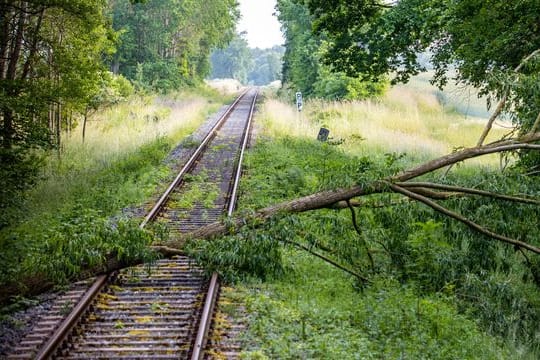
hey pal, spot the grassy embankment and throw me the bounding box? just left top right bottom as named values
left=0, top=87, right=233, bottom=303
left=215, top=85, right=539, bottom=358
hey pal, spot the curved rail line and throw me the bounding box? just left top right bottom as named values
left=8, top=88, right=258, bottom=360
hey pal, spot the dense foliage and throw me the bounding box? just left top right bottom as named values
left=210, top=34, right=284, bottom=85
left=0, top=0, right=117, bottom=220
left=306, top=0, right=540, bottom=167
left=188, top=132, right=540, bottom=355
left=109, top=0, right=239, bottom=91
left=0, top=0, right=239, bottom=224
left=276, top=0, right=387, bottom=100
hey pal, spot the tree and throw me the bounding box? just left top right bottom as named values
left=0, top=0, right=116, bottom=225
left=109, top=0, right=239, bottom=91
left=276, top=0, right=386, bottom=100
left=210, top=37, right=284, bottom=85
left=306, top=0, right=540, bottom=166
left=210, top=33, right=253, bottom=83
left=247, top=46, right=285, bottom=85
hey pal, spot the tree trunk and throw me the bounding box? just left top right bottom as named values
left=1, top=134, right=539, bottom=305
left=0, top=1, right=12, bottom=78
left=6, top=1, right=26, bottom=80
left=82, top=108, right=88, bottom=143
left=20, top=6, right=45, bottom=81
left=1, top=109, right=14, bottom=149
left=56, top=102, right=61, bottom=151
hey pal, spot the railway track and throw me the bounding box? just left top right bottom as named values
left=8, top=88, right=258, bottom=359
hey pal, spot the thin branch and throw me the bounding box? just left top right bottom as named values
left=529, top=111, right=540, bottom=135
left=347, top=200, right=374, bottom=270
left=397, top=134, right=540, bottom=182
left=518, top=247, right=540, bottom=286
left=477, top=48, right=540, bottom=146
left=397, top=182, right=540, bottom=205
left=329, top=198, right=408, bottom=209
left=387, top=183, right=540, bottom=255
left=405, top=187, right=460, bottom=200
left=280, top=238, right=370, bottom=282
left=476, top=92, right=509, bottom=147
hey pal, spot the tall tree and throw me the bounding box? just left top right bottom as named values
left=307, top=0, right=540, bottom=167
left=210, top=33, right=253, bottom=83
left=247, top=46, right=284, bottom=85
left=110, top=0, right=239, bottom=91
left=277, top=0, right=386, bottom=100
left=0, top=0, right=115, bottom=223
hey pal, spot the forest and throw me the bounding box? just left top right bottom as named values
left=1, top=0, right=540, bottom=357
left=210, top=34, right=284, bottom=85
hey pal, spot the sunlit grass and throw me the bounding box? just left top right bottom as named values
left=63, top=94, right=214, bottom=167
left=261, top=84, right=511, bottom=167
left=25, top=90, right=226, bottom=221
left=205, top=78, right=244, bottom=94
left=407, top=70, right=492, bottom=119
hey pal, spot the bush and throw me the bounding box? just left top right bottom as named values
left=312, top=69, right=388, bottom=100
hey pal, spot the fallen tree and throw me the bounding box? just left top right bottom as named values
left=157, top=132, right=540, bottom=252
left=1, top=131, right=539, bottom=305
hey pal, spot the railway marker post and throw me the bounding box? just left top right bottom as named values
left=296, top=91, right=303, bottom=112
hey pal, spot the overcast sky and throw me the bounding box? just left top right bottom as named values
left=237, top=0, right=284, bottom=49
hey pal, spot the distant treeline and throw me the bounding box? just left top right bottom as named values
left=210, top=35, right=284, bottom=86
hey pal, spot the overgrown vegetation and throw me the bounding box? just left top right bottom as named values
left=0, top=0, right=239, bottom=225
left=306, top=0, right=540, bottom=169
left=186, top=91, right=540, bottom=357
left=0, top=88, right=229, bottom=302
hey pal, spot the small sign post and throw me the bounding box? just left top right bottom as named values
left=295, top=91, right=303, bottom=112
left=317, top=127, right=329, bottom=142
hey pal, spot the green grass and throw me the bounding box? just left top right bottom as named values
left=240, top=252, right=513, bottom=359
left=215, top=87, right=539, bottom=358
left=259, top=84, right=510, bottom=166
left=0, top=86, right=232, bottom=297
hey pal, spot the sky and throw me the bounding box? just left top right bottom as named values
left=237, top=0, right=284, bottom=49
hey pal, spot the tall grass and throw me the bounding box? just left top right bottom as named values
left=0, top=88, right=231, bottom=291
left=29, top=92, right=224, bottom=218
left=262, top=85, right=510, bottom=166
left=407, top=71, right=492, bottom=119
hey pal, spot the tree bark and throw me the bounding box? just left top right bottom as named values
left=6, top=1, right=26, bottom=81
left=82, top=108, right=88, bottom=143
left=1, top=133, right=539, bottom=305
left=161, top=134, right=540, bottom=249
left=20, top=6, right=45, bottom=81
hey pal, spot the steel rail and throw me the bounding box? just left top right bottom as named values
left=34, top=274, right=109, bottom=360
left=191, top=89, right=258, bottom=360
left=31, top=90, right=250, bottom=360
left=140, top=88, right=249, bottom=228
left=227, top=89, right=258, bottom=216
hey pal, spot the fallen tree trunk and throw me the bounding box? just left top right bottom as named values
left=1, top=133, right=539, bottom=306
left=160, top=133, right=540, bottom=248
